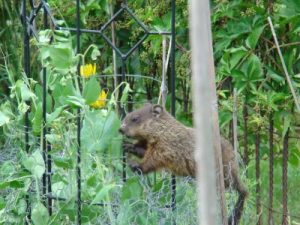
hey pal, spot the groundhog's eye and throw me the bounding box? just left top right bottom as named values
left=131, top=116, right=139, bottom=123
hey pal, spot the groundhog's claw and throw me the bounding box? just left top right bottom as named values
left=129, top=163, right=143, bottom=175
left=122, top=142, right=133, bottom=152
left=122, top=139, right=146, bottom=158
left=122, top=139, right=135, bottom=153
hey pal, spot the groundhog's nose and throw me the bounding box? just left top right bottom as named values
left=119, top=124, right=126, bottom=134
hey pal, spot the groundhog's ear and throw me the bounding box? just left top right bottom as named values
left=152, top=104, right=163, bottom=118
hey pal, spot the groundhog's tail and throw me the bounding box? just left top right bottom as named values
left=228, top=190, right=248, bottom=225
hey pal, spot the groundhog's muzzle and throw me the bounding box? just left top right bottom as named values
left=119, top=124, right=126, bottom=134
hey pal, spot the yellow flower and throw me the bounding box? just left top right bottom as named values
left=80, top=63, right=96, bottom=78
left=90, top=90, right=108, bottom=109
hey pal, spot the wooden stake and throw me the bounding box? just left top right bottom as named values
left=189, top=0, right=227, bottom=224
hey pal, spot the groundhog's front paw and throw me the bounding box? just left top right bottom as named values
left=129, top=162, right=143, bottom=175
left=122, top=140, right=134, bottom=153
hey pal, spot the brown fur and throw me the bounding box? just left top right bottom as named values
left=119, top=103, right=248, bottom=225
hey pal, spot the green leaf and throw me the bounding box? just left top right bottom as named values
left=266, top=66, right=285, bottom=84
left=32, top=202, right=49, bottom=225
left=53, top=156, right=73, bottom=169
left=32, top=102, right=43, bottom=135
left=219, top=110, right=233, bottom=129
left=52, top=182, right=66, bottom=196
left=246, top=26, right=265, bottom=49
left=107, top=136, right=122, bottom=158
left=81, top=110, right=120, bottom=152
left=0, top=111, right=10, bottom=126
left=0, top=179, right=25, bottom=190
left=246, top=54, right=263, bottom=79
left=153, top=178, right=171, bottom=205
left=65, top=95, right=85, bottom=108
left=289, top=151, right=299, bottom=167
left=53, top=79, right=76, bottom=107
left=227, top=47, right=248, bottom=70
left=47, top=106, right=65, bottom=125
left=91, top=47, right=101, bottom=60
left=49, top=45, right=73, bottom=69
left=15, top=79, right=36, bottom=102
left=121, top=177, right=142, bottom=202
left=282, top=115, right=291, bottom=138
left=120, top=83, right=133, bottom=104
left=0, top=197, right=5, bottom=210
left=22, top=150, right=45, bottom=179
left=278, top=0, right=300, bottom=18
left=90, top=183, right=115, bottom=205
left=34, top=84, right=52, bottom=112
left=81, top=205, right=98, bottom=223
left=83, top=76, right=101, bottom=104
left=86, top=174, right=97, bottom=187
left=45, top=134, right=60, bottom=144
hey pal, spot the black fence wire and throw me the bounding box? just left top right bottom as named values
left=20, top=0, right=176, bottom=224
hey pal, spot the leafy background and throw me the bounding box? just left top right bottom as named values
left=0, top=0, right=300, bottom=224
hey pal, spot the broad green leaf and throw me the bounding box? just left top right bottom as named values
left=246, top=54, right=263, bottom=79
left=152, top=12, right=171, bottom=31
left=53, top=79, right=76, bottom=107
left=15, top=80, right=36, bottom=102
left=86, top=174, right=97, bottom=187
left=81, top=110, right=120, bottom=152
left=91, top=47, right=101, bottom=60
left=34, top=84, right=53, bottom=113
left=107, top=136, right=122, bottom=158
left=214, top=37, right=232, bottom=56
left=53, top=29, right=70, bottom=40
left=278, top=0, right=300, bottom=18
left=22, top=150, right=45, bottom=179
left=246, top=26, right=265, bottom=49
left=0, top=161, right=15, bottom=176
left=0, top=178, right=26, bottom=190
left=81, top=206, right=98, bottom=223
left=266, top=66, right=285, bottom=84
left=45, top=134, right=61, bottom=144
left=38, top=30, right=52, bottom=44
left=10, top=180, right=25, bottom=189
left=66, top=95, right=85, bottom=108
left=47, top=106, right=65, bottom=125
left=120, top=83, right=133, bottom=104
left=90, top=183, right=115, bottom=205
left=152, top=178, right=171, bottom=205
left=227, top=47, right=248, bottom=69
left=32, top=202, right=49, bottom=225
left=52, top=181, right=66, bottom=196
left=18, top=102, right=30, bottom=114
left=32, top=102, right=43, bottom=135
left=98, top=111, right=121, bottom=150
left=17, top=199, right=27, bottom=215
left=53, top=156, right=73, bottom=169
left=0, top=111, right=10, bottom=126
left=219, top=110, right=233, bottom=129
left=289, top=151, right=299, bottom=167
left=49, top=45, right=73, bottom=69
left=83, top=76, right=101, bottom=104
left=0, top=197, right=5, bottom=210
left=121, top=177, right=142, bottom=202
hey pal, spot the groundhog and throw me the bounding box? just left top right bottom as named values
left=119, top=103, right=248, bottom=225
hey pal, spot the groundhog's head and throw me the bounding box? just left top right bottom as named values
left=119, top=103, right=165, bottom=139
